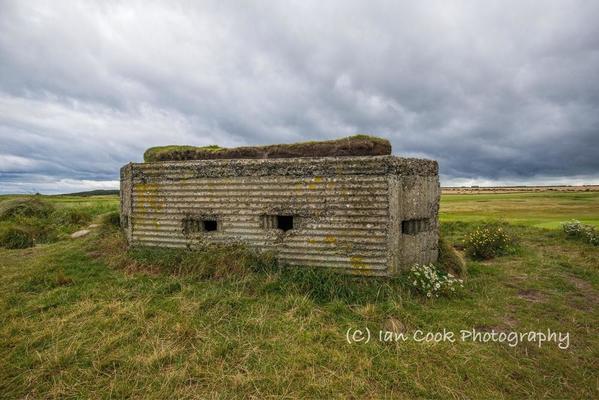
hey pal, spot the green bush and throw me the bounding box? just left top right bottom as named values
left=437, top=235, right=466, bottom=277
left=561, top=220, right=598, bottom=246
left=464, top=222, right=517, bottom=260
left=0, top=225, right=35, bottom=249
left=0, top=198, right=54, bottom=221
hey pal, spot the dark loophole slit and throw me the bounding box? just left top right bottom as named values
left=203, top=220, right=218, bottom=232
left=402, top=218, right=430, bottom=235
left=276, top=215, right=294, bottom=232
left=183, top=217, right=218, bottom=234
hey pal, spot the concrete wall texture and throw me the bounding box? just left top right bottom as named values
left=120, top=155, right=440, bottom=276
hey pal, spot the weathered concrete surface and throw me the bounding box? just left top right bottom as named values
left=143, top=135, right=391, bottom=162
left=120, top=155, right=439, bottom=276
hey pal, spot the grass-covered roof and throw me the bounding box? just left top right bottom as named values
left=143, top=135, right=391, bottom=162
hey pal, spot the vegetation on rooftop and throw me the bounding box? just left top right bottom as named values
left=143, top=135, right=391, bottom=162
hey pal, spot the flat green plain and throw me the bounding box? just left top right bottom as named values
left=441, top=191, right=599, bottom=228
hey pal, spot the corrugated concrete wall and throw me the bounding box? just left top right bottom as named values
left=120, top=156, right=439, bottom=276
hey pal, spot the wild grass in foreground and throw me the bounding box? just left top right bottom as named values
left=0, top=193, right=597, bottom=398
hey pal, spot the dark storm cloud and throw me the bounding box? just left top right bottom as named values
left=1, top=0, right=598, bottom=193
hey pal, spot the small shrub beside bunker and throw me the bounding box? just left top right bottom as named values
left=464, top=221, right=518, bottom=260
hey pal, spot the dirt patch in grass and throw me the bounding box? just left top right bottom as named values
left=474, top=314, right=519, bottom=333
left=566, top=275, right=598, bottom=310
left=382, top=317, right=407, bottom=334
left=503, top=272, right=530, bottom=289
left=503, top=315, right=519, bottom=328
left=568, top=275, right=593, bottom=291
left=517, top=289, right=546, bottom=303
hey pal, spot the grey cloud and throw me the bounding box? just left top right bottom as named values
left=0, top=0, right=598, bottom=194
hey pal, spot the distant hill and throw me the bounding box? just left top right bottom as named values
left=62, top=189, right=119, bottom=197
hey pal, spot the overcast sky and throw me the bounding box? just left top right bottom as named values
left=1, top=0, right=598, bottom=193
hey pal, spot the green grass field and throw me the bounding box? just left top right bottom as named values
left=0, top=192, right=597, bottom=399
left=0, top=194, right=119, bottom=212
left=441, top=191, right=599, bottom=228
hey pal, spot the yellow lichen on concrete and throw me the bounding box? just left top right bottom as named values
left=350, top=256, right=368, bottom=269
left=135, top=183, right=165, bottom=212
left=324, top=235, right=337, bottom=244
left=306, top=176, right=324, bottom=190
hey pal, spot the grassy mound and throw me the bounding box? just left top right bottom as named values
left=143, top=135, right=391, bottom=162
left=52, top=208, right=93, bottom=226
left=0, top=197, right=54, bottom=221
left=0, top=196, right=113, bottom=249
left=0, top=225, right=35, bottom=249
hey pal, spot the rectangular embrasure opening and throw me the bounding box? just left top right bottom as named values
left=276, top=215, right=294, bottom=232
left=183, top=217, right=218, bottom=234
left=203, top=219, right=218, bottom=231
left=263, top=215, right=295, bottom=232
left=402, top=218, right=430, bottom=235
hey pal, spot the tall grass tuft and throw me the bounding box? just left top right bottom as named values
left=101, top=211, right=121, bottom=228
left=128, top=244, right=277, bottom=279
left=52, top=208, right=93, bottom=227
left=263, top=266, right=405, bottom=304
left=96, top=236, right=279, bottom=280
left=437, top=235, right=466, bottom=276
